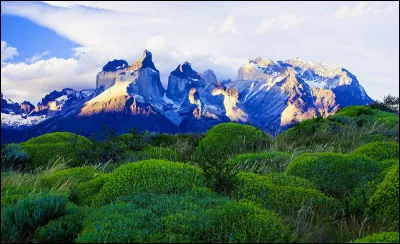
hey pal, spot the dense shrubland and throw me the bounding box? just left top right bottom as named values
left=1, top=104, right=399, bottom=243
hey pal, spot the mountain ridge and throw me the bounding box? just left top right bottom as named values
left=1, top=50, right=373, bottom=143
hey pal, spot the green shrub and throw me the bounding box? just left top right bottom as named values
left=33, top=208, right=84, bottom=243
left=150, top=134, right=178, bottom=147
left=40, top=166, right=97, bottom=189
left=1, top=185, right=38, bottom=207
left=93, top=160, right=205, bottom=206
left=1, top=143, right=31, bottom=171
left=193, top=123, right=271, bottom=191
left=126, top=146, right=179, bottom=162
left=150, top=133, right=204, bottom=161
left=279, top=119, right=341, bottom=142
left=1, top=193, right=67, bottom=243
left=209, top=199, right=289, bottom=243
left=232, top=172, right=340, bottom=216
left=113, top=133, right=144, bottom=151
left=377, top=116, right=399, bottom=127
left=70, top=173, right=111, bottom=206
left=76, top=189, right=288, bottom=243
left=368, top=165, right=399, bottom=227
left=228, top=151, right=292, bottom=174
left=334, top=106, right=376, bottom=117
left=351, top=141, right=399, bottom=162
left=353, top=232, right=399, bottom=243
left=363, top=133, right=394, bottom=143
left=21, top=132, right=92, bottom=168
left=286, top=152, right=383, bottom=198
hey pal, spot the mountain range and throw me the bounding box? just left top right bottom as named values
left=1, top=50, right=372, bottom=143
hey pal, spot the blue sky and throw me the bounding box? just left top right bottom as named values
left=1, top=1, right=399, bottom=103
left=1, top=14, right=79, bottom=62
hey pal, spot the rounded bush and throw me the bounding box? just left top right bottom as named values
left=352, top=141, right=399, bottom=162
left=112, top=133, right=145, bottom=152
left=70, top=173, right=111, bottom=206
left=193, top=123, right=271, bottom=190
left=76, top=189, right=288, bottom=243
left=194, top=123, right=272, bottom=164
left=334, top=106, right=376, bottom=117
left=1, top=192, right=67, bottom=243
left=209, top=199, right=289, bottom=243
left=33, top=210, right=84, bottom=243
left=286, top=152, right=383, bottom=198
left=40, top=166, right=97, bottom=189
left=377, top=116, right=399, bottom=127
left=353, top=232, right=399, bottom=243
left=232, top=172, right=340, bottom=216
left=368, top=165, right=399, bottom=226
left=93, top=160, right=205, bottom=206
left=21, top=132, right=93, bottom=168
left=228, top=151, right=292, bottom=174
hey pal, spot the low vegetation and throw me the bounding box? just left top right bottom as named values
left=1, top=104, right=399, bottom=243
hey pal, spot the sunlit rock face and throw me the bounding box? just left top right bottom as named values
left=20, top=101, right=35, bottom=114
left=32, top=88, right=95, bottom=117
left=27, top=50, right=177, bottom=137
left=230, top=56, right=372, bottom=131
left=1, top=52, right=373, bottom=142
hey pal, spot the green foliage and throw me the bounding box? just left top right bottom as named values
left=76, top=188, right=288, bottom=243
left=351, top=141, right=399, bottom=161
left=125, top=146, right=179, bottom=162
left=334, top=106, right=376, bottom=117
left=353, top=232, right=399, bottom=243
left=193, top=123, right=271, bottom=191
left=209, top=199, right=289, bottom=243
left=70, top=173, right=112, bottom=206
left=368, top=165, right=399, bottom=227
left=150, top=133, right=204, bottom=161
left=276, top=105, right=398, bottom=154
left=93, top=160, right=205, bottom=206
left=33, top=207, right=84, bottom=243
left=1, top=192, right=67, bottom=243
left=228, top=151, right=292, bottom=174
left=278, top=119, right=342, bottom=145
left=40, top=166, right=97, bottom=189
left=1, top=143, right=31, bottom=171
left=286, top=152, right=383, bottom=198
left=114, top=130, right=145, bottom=152
left=86, top=127, right=147, bottom=164
left=21, top=132, right=93, bottom=168
left=232, top=172, right=340, bottom=216
left=1, top=185, right=36, bottom=207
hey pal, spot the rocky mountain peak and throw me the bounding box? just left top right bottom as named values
left=129, top=49, right=158, bottom=72
left=170, top=61, right=201, bottom=80
left=252, top=57, right=275, bottom=67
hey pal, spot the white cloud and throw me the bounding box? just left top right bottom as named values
left=335, top=2, right=396, bottom=19
left=340, top=46, right=382, bottom=58
left=256, top=13, right=304, bottom=34
left=1, top=1, right=398, bottom=100
left=219, top=14, right=240, bottom=35
left=24, top=51, right=49, bottom=63
left=208, top=24, right=216, bottom=34
left=1, top=57, right=96, bottom=103
left=1, top=41, right=19, bottom=61
left=145, top=35, right=169, bottom=52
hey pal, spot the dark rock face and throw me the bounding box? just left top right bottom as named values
left=102, top=59, right=129, bottom=72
